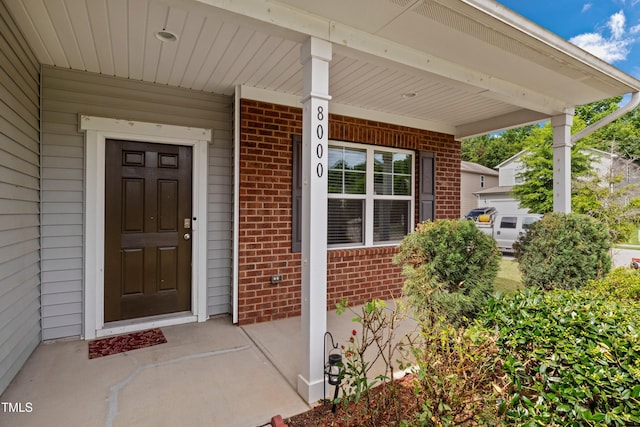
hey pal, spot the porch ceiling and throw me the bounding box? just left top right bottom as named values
left=7, top=0, right=640, bottom=138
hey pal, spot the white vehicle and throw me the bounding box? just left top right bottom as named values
left=475, top=213, right=543, bottom=252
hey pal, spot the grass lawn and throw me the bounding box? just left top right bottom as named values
left=494, top=257, right=523, bottom=294
left=626, top=227, right=640, bottom=245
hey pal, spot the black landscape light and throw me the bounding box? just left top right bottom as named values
left=324, top=332, right=343, bottom=413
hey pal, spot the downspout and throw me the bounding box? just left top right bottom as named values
left=232, top=86, right=241, bottom=324
left=571, top=92, right=640, bottom=143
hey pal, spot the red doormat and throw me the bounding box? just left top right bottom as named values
left=88, top=328, right=167, bottom=359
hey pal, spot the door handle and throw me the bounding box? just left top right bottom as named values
left=183, top=233, right=191, bottom=240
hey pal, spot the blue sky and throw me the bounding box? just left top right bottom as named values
left=498, top=0, right=640, bottom=78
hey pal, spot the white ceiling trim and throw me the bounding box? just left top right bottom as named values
left=238, top=85, right=456, bottom=135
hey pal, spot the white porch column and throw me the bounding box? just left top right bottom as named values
left=551, top=111, right=574, bottom=213
left=297, top=37, right=332, bottom=404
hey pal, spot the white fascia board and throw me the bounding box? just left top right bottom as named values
left=239, top=85, right=456, bottom=135
left=192, top=0, right=570, bottom=115
left=455, top=109, right=549, bottom=139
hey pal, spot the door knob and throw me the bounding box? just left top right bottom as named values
left=183, top=233, right=191, bottom=240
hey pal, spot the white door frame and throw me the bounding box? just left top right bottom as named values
left=81, top=115, right=210, bottom=339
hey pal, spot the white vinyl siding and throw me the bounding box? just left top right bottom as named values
left=0, top=0, right=41, bottom=394
left=41, top=66, right=233, bottom=339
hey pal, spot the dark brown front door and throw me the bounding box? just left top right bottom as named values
left=104, top=139, right=192, bottom=322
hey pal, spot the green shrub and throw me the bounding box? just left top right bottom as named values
left=513, top=212, right=611, bottom=290
left=394, top=219, right=500, bottom=327
left=481, top=288, right=640, bottom=426
left=587, top=267, right=640, bottom=303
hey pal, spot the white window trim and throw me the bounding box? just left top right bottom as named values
left=81, top=115, right=210, bottom=339
left=327, top=140, right=414, bottom=248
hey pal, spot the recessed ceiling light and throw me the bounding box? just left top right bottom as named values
left=401, top=92, right=417, bottom=99
left=155, top=30, right=178, bottom=43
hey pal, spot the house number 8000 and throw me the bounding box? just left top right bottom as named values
left=315, top=106, right=325, bottom=178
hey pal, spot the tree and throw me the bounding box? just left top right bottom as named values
left=572, top=146, right=640, bottom=243
left=513, top=212, right=611, bottom=290
left=461, top=126, right=534, bottom=168
left=511, top=124, right=591, bottom=214
left=576, top=96, right=640, bottom=159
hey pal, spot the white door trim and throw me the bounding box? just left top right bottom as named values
left=81, top=115, right=210, bottom=339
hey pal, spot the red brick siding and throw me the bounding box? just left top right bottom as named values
left=238, top=99, right=460, bottom=324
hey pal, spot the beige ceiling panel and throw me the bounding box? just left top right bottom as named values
left=64, top=0, right=100, bottom=73
left=205, top=26, right=255, bottom=93
left=23, top=0, right=69, bottom=68
left=167, top=13, right=206, bottom=87
left=268, top=47, right=302, bottom=93
left=45, top=0, right=85, bottom=70
left=141, top=1, right=168, bottom=82
left=178, top=17, right=223, bottom=89
left=107, top=0, right=129, bottom=77
left=233, top=36, right=286, bottom=88
left=251, top=40, right=299, bottom=90
left=211, top=31, right=269, bottom=94
left=155, top=8, right=188, bottom=84
left=86, top=0, right=114, bottom=75
left=5, top=0, right=53, bottom=64
left=127, top=0, right=149, bottom=80
left=191, top=22, right=237, bottom=91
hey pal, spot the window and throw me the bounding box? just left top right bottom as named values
left=522, top=216, right=539, bottom=229
left=327, top=142, right=413, bottom=247
left=291, top=135, right=430, bottom=252
left=480, top=175, right=485, bottom=188
left=499, top=216, right=517, bottom=229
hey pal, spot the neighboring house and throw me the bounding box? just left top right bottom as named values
left=474, top=148, right=640, bottom=214
left=460, top=161, right=499, bottom=217
left=474, top=150, right=531, bottom=214
left=2, top=0, right=640, bottom=403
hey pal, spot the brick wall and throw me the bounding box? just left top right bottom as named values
left=238, top=99, right=460, bottom=324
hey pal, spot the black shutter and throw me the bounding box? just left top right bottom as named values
left=419, top=151, right=435, bottom=222
left=292, top=135, right=302, bottom=252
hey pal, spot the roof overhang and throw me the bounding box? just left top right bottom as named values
left=6, top=0, right=640, bottom=138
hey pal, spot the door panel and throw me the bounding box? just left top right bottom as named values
left=105, top=139, right=192, bottom=322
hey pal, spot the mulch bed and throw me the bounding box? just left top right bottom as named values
left=285, top=374, right=419, bottom=427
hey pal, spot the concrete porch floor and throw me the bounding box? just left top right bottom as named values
left=0, top=302, right=418, bottom=427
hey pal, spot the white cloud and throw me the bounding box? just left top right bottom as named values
left=569, top=10, right=634, bottom=63
left=608, top=10, right=626, bottom=38
left=570, top=33, right=630, bottom=62
left=582, top=3, right=592, bottom=13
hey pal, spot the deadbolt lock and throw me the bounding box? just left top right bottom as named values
left=184, top=218, right=191, bottom=229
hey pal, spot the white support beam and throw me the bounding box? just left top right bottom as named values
left=297, top=37, right=332, bottom=404
left=455, top=109, right=550, bottom=139
left=551, top=111, right=574, bottom=213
